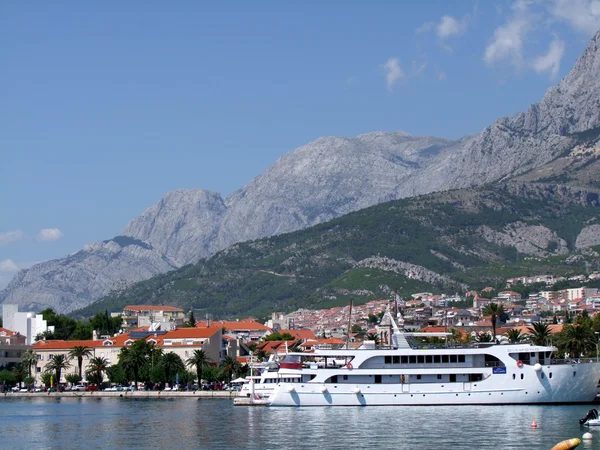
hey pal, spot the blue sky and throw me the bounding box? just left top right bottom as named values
left=1, top=0, right=600, bottom=288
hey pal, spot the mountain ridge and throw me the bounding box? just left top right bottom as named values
left=3, top=30, right=600, bottom=314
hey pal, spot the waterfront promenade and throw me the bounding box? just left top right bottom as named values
left=1, top=390, right=237, bottom=399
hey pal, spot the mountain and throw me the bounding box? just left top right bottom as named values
left=0, top=237, right=177, bottom=313
left=74, top=182, right=600, bottom=319
left=3, top=30, right=599, bottom=314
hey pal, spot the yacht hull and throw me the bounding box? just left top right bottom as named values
left=269, top=363, right=600, bottom=406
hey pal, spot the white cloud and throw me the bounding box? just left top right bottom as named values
left=382, top=58, right=404, bottom=91
left=36, top=228, right=64, bottom=242
left=484, top=12, right=530, bottom=68
left=0, top=230, right=24, bottom=246
left=550, top=0, right=600, bottom=36
left=438, top=70, right=447, bottom=81
left=416, top=22, right=434, bottom=33
left=437, top=16, right=467, bottom=40
left=533, top=39, right=566, bottom=77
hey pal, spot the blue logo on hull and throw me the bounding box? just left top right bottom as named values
left=493, top=367, right=507, bottom=374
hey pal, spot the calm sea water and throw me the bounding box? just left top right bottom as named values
left=1, top=397, right=599, bottom=449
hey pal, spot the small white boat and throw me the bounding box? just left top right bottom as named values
left=580, top=409, right=600, bottom=426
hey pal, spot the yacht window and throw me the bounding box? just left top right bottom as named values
left=573, top=372, right=577, bottom=377
left=442, top=355, right=449, bottom=363
left=409, top=356, right=416, bottom=364
left=520, top=374, right=524, bottom=380
left=530, top=352, right=535, bottom=357
left=549, top=373, right=552, bottom=379
left=449, top=374, right=456, bottom=382
left=417, top=356, right=425, bottom=364
left=512, top=374, right=515, bottom=380
left=458, top=355, right=465, bottom=363
left=426, top=355, right=433, bottom=364
left=450, top=355, right=457, bottom=363
left=375, top=375, right=382, bottom=384
left=385, top=356, right=392, bottom=364
left=401, top=356, right=408, bottom=364
left=416, top=375, right=422, bottom=380
left=343, top=375, right=348, bottom=380
left=541, top=373, right=545, bottom=379
left=434, top=355, right=441, bottom=363
left=393, top=356, right=400, bottom=364
left=437, top=374, right=442, bottom=379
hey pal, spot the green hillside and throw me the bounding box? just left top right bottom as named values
left=73, top=182, right=600, bottom=319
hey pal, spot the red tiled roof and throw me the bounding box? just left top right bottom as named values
left=0, top=327, right=17, bottom=336
left=196, top=319, right=272, bottom=331
left=32, top=339, right=106, bottom=350
left=162, top=327, right=221, bottom=339
left=278, top=329, right=317, bottom=341
left=124, top=305, right=184, bottom=312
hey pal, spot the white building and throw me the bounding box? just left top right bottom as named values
left=1, top=304, right=54, bottom=345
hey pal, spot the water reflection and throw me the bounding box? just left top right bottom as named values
left=1, top=398, right=598, bottom=449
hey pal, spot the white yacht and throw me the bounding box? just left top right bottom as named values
left=264, top=311, right=600, bottom=407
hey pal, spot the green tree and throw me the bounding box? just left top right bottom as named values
left=482, top=303, right=504, bottom=341
left=45, top=354, right=71, bottom=386
left=475, top=332, right=493, bottom=342
left=24, top=376, right=35, bottom=389
left=220, top=356, right=242, bottom=383
left=186, top=311, right=197, bottom=328
left=69, top=346, right=93, bottom=379
left=106, top=364, right=128, bottom=386
left=254, top=349, right=268, bottom=362
left=186, top=349, right=210, bottom=385
left=118, top=340, right=151, bottom=390
left=504, top=329, right=525, bottom=344
left=160, top=352, right=185, bottom=387
left=65, top=373, right=82, bottom=386
left=12, top=364, right=26, bottom=389
left=86, top=357, right=110, bottom=386
left=21, top=349, right=38, bottom=379
left=0, top=369, right=17, bottom=389
left=40, top=372, right=53, bottom=387
left=559, top=324, right=595, bottom=357
left=527, top=322, right=552, bottom=346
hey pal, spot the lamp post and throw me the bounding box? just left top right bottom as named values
left=595, top=332, right=599, bottom=363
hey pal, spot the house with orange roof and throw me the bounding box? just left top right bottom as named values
left=197, top=319, right=272, bottom=342
left=31, top=327, right=224, bottom=386
left=0, top=327, right=28, bottom=370
left=278, top=329, right=317, bottom=342
left=120, top=305, right=185, bottom=331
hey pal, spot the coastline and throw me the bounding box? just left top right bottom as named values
left=0, top=390, right=237, bottom=399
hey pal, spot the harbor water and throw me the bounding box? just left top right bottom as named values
left=1, top=397, right=599, bottom=449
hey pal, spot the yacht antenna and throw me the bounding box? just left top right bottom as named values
left=346, top=298, right=353, bottom=350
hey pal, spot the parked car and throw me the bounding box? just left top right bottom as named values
left=104, top=385, right=123, bottom=391
left=33, top=386, right=42, bottom=392
left=85, top=384, right=98, bottom=392
left=71, top=385, right=86, bottom=392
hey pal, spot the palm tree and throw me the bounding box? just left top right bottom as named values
left=86, top=357, right=110, bottom=386
left=160, top=352, right=185, bottom=387
left=482, top=303, right=504, bottom=342
left=21, top=349, right=38, bottom=379
left=45, top=354, right=71, bottom=387
left=69, top=346, right=93, bottom=379
left=118, top=340, right=150, bottom=390
left=475, top=332, right=493, bottom=342
left=504, top=328, right=525, bottom=344
left=220, top=356, right=242, bottom=383
left=186, top=349, right=210, bottom=385
left=528, top=322, right=552, bottom=346
left=12, top=364, right=26, bottom=389
left=559, top=324, right=595, bottom=357
left=366, top=333, right=380, bottom=344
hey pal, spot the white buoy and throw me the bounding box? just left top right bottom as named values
left=319, top=385, right=328, bottom=393
left=582, top=432, right=593, bottom=440
left=533, top=363, right=542, bottom=372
